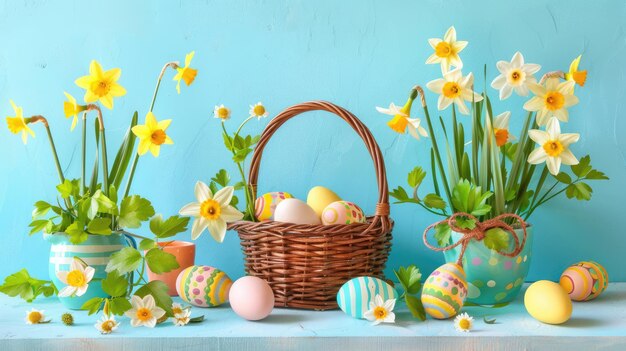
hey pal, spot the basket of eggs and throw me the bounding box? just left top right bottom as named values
left=228, top=101, right=394, bottom=311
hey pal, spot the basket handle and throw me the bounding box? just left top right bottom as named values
left=248, top=101, right=391, bottom=232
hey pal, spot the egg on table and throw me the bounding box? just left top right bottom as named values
left=274, top=198, right=321, bottom=225
left=421, top=263, right=467, bottom=319
left=336, top=276, right=398, bottom=319
left=229, top=276, right=274, bottom=320
left=176, top=265, right=232, bottom=307
left=321, top=201, right=366, bottom=225
left=560, top=261, right=609, bottom=301
left=524, top=280, right=572, bottom=324
left=254, top=191, right=293, bottom=221
left=307, top=186, right=342, bottom=217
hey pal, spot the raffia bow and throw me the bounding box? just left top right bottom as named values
left=423, top=212, right=528, bottom=266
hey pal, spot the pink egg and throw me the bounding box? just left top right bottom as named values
left=229, top=276, right=274, bottom=320
left=321, top=201, right=366, bottom=225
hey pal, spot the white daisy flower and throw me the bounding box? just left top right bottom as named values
left=25, top=309, right=49, bottom=324
left=95, top=314, right=120, bottom=334
left=454, top=312, right=474, bottom=332
left=213, top=104, right=231, bottom=120
left=249, top=102, right=268, bottom=119
left=491, top=51, right=541, bottom=100
left=172, top=309, right=192, bottom=326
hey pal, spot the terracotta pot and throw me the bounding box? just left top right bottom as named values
left=146, top=241, right=195, bottom=296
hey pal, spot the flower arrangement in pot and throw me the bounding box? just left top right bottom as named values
left=380, top=27, right=608, bottom=304
left=1, top=52, right=199, bottom=324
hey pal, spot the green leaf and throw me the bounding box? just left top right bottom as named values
left=451, top=179, right=492, bottom=217
left=455, top=216, right=476, bottom=230
left=571, top=155, right=592, bottom=178
left=139, top=238, right=157, bottom=250
left=423, top=194, right=446, bottom=210
left=566, top=182, right=593, bottom=201
left=134, top=280, right=173, bottom=316
left=29, top=219, right=50, bottom=235
left=101, top=270, right=128, bottom=297
left=232, top=148, right=252, bottom=163
left=222, top=132, right=234, bottom=151
left=233, top=134, right=245, bottom=149
left=407, top=167, right=426, bottom=188
left=89, top=119, right=100, bottom=195
left=106, top=247, right=142, bottom=274
left=211, top=169, right=230, bottom=187
left=56, top=179, right=74, bottom=199
left=504, top=189, right=516, bottom=202
left=189, top=315, right=205, bottom=323
left=66, top=221, right=88, bottom=244
left=405, top=294, right=426, bottom=321
left=483, top=228, right=510, bottom=251
left=118, top=195, right=155, bottom=228
left=149, top=215, right=190, bottom=239
left=434, top=223, right=452, bottom=247
left=109, top=297, right=132, bottom=315
left=87, top=218, right=112, bottom=235
left=230, top=195, right=239, bottom=207
left=484, top=316, right=497, bottom=324
left=81, top=297, right=104, bottom=315
left=0, top=269, right=56, bottom=302
left=145, top=248, right=180, bottom=274
left=390, top=186, right=419, bottom=204
left=92, top=190, right=118, bottom=215
left=585, top=169, right=609, bottom=180
left=109, top=111, right=138, bottom=190
left=32, top=201, right=52, bottom=218
left=393, top=265, right=422, bottom=295
left=555, top=172, right=572, bottom=184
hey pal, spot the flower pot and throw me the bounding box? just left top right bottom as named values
left=44, top=233, right=134, bottom=310
left=443, top=226, right=533, bottom=305
left=146, top=241, right=195, bottom=296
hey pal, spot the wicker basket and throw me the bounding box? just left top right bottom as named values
left=228, top=101, right=394, bottom=311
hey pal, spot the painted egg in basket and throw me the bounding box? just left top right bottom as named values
left=336, top=276, right=398, bottom=319
left=321, top=201, right=366, bottom=225
left=421, top=263, right=467, bottom=319
left=559, top=261, right=609, bottom=301
left=175, top=265, right=232, bottom=307
left=255, top=191, right=293, bottom=221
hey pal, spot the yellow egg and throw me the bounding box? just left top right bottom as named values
left=307, top=186, right=342, bottom=217
left=524, top=280, right=572, bottom=324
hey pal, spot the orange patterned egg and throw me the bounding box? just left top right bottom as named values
left=559, top=261, right=608, bottom=301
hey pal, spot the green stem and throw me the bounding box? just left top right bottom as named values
left=123, top=154, right=140, bottom=198
left=222, top=121, right=255, bottom=220
left=422, top=103, right=452, bottom=204
left=81, top=112, right=87, bottom=195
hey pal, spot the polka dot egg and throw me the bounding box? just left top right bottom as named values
left=421, top=263, right=467, bottom=319
left=321, top=201, right=366, bottom=225
left=176, top=265, right=232, bottom=307
left=559, top=261, right=609, bottom=301
left=255, top=192, right=293, bottom=221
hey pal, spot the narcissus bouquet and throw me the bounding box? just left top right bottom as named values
left=380, top=26, right=608, bottom=247
left=1, top=52, right=201, bottom=327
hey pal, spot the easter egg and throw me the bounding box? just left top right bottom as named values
left=175, top=265, right=232, bottom=307
left=560, top=261, right=609, bottom=301
left=307, top=186, right=342, bottom=217
left=421, top=263, right=467, bottom=319
left=274, top=198, right=321, bottom=225
left=524, top=280, right=572, bottom=324
left=229, top=276, right=274, bottom=320
left=336, top=276, right=398, bottom=319
left=321, top=201, right=366, bottom=225
left=254, top=191, right=293, bottom=221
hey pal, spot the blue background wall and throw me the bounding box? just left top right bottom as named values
left=0, top=0, right=624, bottom=283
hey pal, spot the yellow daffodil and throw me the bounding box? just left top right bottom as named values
left=426, top=68, right=483, bottom=115
left=63, top=92, right=86, bottom=131
left=249, top=102, right=268, bottom=119
left=528, top=117, right=580, bottom=175
left=131, top=112, right=173, bottom=157
left=363, top=295, right=396, bottom=325
left=425, top=26, right=468, bottom=73
left=493, top=111, right=515, bottom=147
left=213, top=104, right=231, bottom=120
left=523, top=77, right=578, bottom=126
left=491, top=51, right=541, bottom=100
left=57, top=258, right=95, bottom=297
left=565, top=54, right=587, bottom=89
left=75, top=60, right=126, bottom=110
left=173, top=51, right=198, bottom=94
left=376, top=102, right=428, bottom=140
left=6, top=100, right=35, bottom=144
left=454, top=312, right=474, bottom=332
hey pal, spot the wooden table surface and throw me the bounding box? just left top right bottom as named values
left=1, top=283, right=625, bottom=351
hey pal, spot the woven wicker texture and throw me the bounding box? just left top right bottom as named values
left=228, top=101, right=394, bottom=310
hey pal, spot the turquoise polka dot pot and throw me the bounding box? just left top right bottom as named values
left=443, top=226, right=533, bottom=305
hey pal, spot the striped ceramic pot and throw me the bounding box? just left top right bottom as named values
left=44, top=233, right=133, bottom=310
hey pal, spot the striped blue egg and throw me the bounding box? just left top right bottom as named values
left=336, top=276, right=398, bottom=319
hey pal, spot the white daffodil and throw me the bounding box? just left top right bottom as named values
left=426, top=68, right=483, bottom=115
left=425, top=26, right=468, bottom=73
left=491, top=51, right=541, bottom=100
left=125, top=294, right=166, bottom=328
left=56, top=258, right=95, bottom=297
left=95, top=314, right=120, bottom=334
left=179, top=183, right=244, bottom=242
left=376, top=103, right=428, bottom=140
left=363, top=295, right=396, bottom=325
left=454, top=312, right=474, bottom=332
left=213, top=104, right=231, bottom=120
left=25, top=309, right=49, bottom=324
left=523, top=77, right=579, bottom=126
left=528, top=117, right=580, bottom=175
left=493, top=111, right=515, bottom=147
left=172, top=309, right=192, bottom=326
left=249, top=102, right=268, bottom=119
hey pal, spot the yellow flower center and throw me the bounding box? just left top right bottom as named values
left=28, top=311, right=42, bottom=324
left=544, top=91, right=565, bottom=111
left=543, top=140, right=564, bottom=157
left=6, top=117, right=25, bottom=134
left=101, top=320, right=115, bottom=332
left=151, top=129, right=167, bottom=145
left=508, top=69, right=524, bottom=84
left=442, top=82, right=462, bottom=98
left=217, top=107, right=230, bottom=119
left=92, top=79, right=112, bottom=97
left=374, top=307, right=387, bottom=319
left=458, top=318, right=471, bottom=330
left=435, top=42, right=453, bottom=58
left=387, top=115, right=408, bottom=134
left=172, top=306, right=183, bottom=315
left=66, top=270, right=86, bottom=287
left=136, top=307, right=153, bottom=322
left=253, top=105, right=266, bottom=116
left=200, top=199, right=222, bottom=220
left=494, top=128, right=509, bottom=147
left=181, top=67, right=198, bottom=86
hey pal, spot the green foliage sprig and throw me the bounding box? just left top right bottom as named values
left=393, top=265, right=426, bottom=321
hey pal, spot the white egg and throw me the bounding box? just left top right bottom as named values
left=274, top=198, right=321, bottom=225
